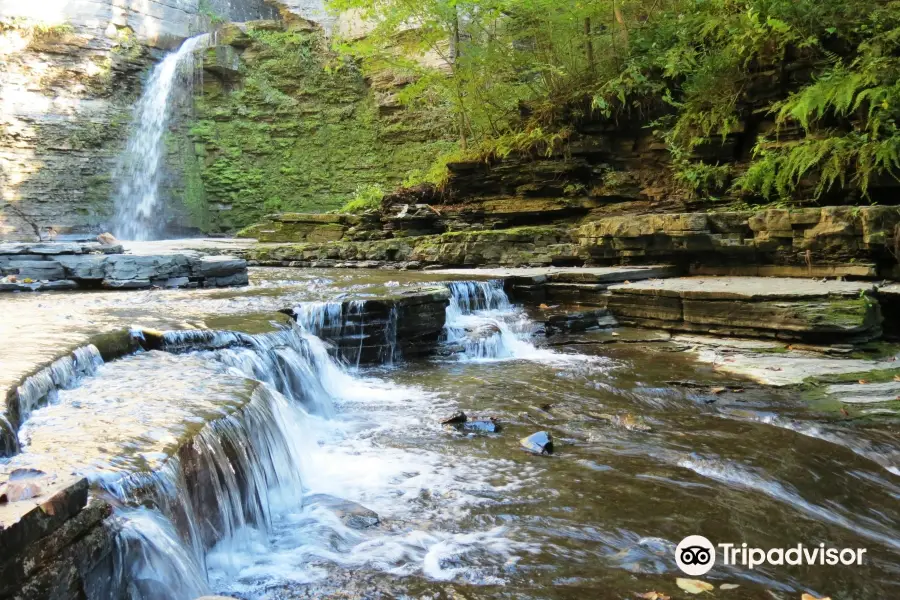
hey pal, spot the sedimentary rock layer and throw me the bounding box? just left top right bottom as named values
left=0, top=242, right=248, bottom=290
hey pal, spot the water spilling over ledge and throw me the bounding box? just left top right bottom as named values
left=2, top=269, right=900, bottom=599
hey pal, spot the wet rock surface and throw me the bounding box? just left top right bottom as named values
left=520, top=431, right=554, bottom=455
left=306, top=494, right=380, bottom=530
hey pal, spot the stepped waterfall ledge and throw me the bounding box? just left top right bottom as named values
left=4, top=0, right=900, bottom=597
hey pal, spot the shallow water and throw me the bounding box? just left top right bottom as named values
left=3, top=268, right=899, bottom=599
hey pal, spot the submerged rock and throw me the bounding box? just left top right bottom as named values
left=591, top=412, right=652, bottom=432
left=520, top=431, right=554, bottom=455
left=465, top=323, right=502, bottom=340
left=463, top=417, right=501, bottom=433
left=306, top=494, right=380, bottom=529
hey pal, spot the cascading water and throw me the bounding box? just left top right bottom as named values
left=443, top=281, right=550, bottom=360
left=91, top=321, right=525, bottom=598
left=111, top=34, right=209, bottom=241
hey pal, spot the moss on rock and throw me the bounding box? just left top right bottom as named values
left=183, top=23, right=455, bottom=233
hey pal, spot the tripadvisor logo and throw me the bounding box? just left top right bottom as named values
left=675, top=535, right=867, bottom=575
left=676, top=535, right=716, bottom=576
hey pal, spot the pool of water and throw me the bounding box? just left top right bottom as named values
left=3, top=268, right=899, bottom=600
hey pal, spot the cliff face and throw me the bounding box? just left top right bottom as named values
left=177, top=18, right=455, bottom=233
left=0, top=0, right=279, bottom=241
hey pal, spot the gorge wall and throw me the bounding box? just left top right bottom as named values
left=0, top=0, right=280, bottom=241
left=176, top=17, right=455, bottom=233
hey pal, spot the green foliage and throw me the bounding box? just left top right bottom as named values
left=330, top=0, right=900, bottom=202
left=199, top=0, right=226, bottom=26
left=340, top=184, right=385, bottom=213
left=1, top=17, right=75, bottom=40
left=184, top=25, right=452, bottom=232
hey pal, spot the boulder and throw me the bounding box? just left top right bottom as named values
left=192, top=256, right=247, bottom=278
left=441, top=411, right=467, bottom=425
left=520, top=431, right=554, bottom=455
left=56, top=255, right=107, bottom=279
left=104, top=255, right=191, bottom=281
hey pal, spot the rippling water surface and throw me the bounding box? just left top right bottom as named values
left=3, top=268, right=899, bottom=599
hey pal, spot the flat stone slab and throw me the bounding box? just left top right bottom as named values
left=0, top=247, right=248, bottom=292
left=685, top=339, right=900, bottom=386
left=0, top=242, right=123, bottom=256
left=825, top=381, right=900, bottom=404
left=0, top=280, right=78, bottom=292
left=433, top=265, right=679, bottom=284
left=605, top=276, right=882, bottom=342
left=609, top=276, right=876, bottom=300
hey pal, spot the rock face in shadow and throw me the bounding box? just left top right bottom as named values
left=0, top=477, right=117, bottom=600
left=291, top=287, right=451, bottom=363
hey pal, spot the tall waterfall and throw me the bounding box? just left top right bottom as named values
left=111, top=34, right=209, bottom=241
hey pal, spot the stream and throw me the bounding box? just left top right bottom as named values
left=3, top=270, right=899, bottom=599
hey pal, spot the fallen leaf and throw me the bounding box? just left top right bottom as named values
left=858, top=379, right=869, bottom=384
left=719, top=583, right=740, bottom=590
left=22, top=278, right=34, bottom=284
left=711, top=386, right=726, bottom=394
left=634, top=592, right=670, bottom=600
left=840, top=407, right=849, bottom=417
left=893, top=375, right=900, bottom=382
left=786, top=345, right=793, bottom=350
left=539, top=303, right=550, bottom=310
left=733, top=387, right=744, bottom=393
left=676, top=578, right=714, bottom=594
left=801, top=594, right=832, bottom=600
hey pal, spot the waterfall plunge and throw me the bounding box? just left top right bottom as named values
left=112, top=34, right=209, bottom=241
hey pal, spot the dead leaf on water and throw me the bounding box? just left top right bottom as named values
left=801, top=594, right=832, bottom=600
left=633, top=592, right=671, bottom=600
left=675, top=578, right=714, bottom=594
left=719, top=583, right=740, bottom=590
left=893, top=375, right=900, bottom=382
left=858, top=379, right=869, bottom=384
left=539, top=303, right=550, bottom=310
left=711, top=386, right=726, bottom=394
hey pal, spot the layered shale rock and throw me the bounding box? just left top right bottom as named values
left=606, top=277, right=883, bottom=343
left=245, top=205, right=900, bottom=278
left=291, top=287, right=451, bottom=363
left=0, top=242, right=248, bottom=290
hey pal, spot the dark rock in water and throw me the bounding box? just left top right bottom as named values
left=520, top=431, right=554, bottom=455
left=306, top=493, right=380, bottom=529
left=463, top=417, right=501, bottom=433
left=441, top=411, right=467, bottom=425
